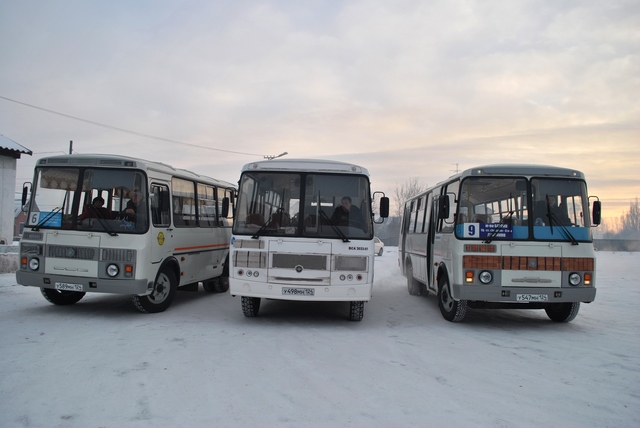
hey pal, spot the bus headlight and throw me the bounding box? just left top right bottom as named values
left=28, top=258, right=40, bottom=271
left=107, top=264, right=120, bottom=277
left=569, top=273, right=581, bottom=286
left=479, top=271, right=493, bottom=284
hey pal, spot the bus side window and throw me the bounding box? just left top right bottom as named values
left=151, top=184, right=170, bottom=227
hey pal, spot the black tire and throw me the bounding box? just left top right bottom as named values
left=133, top=268, right=177, bottom=313
left=545, top=302, right=580, bottom=322
left=406, top=262, right=425, bottom=296
left=378, top=248, right=383, bottom=256
left=40, top=288, right=85, bottom=305
left=241, top=296, right=261, bottom=317
left=438, top=275, right=467, bottom=322
left=349, top=301, right=365, bottom=321
left=202, top=277, right=229, bottom=293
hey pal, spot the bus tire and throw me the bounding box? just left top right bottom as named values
left=545, top=302, right=580, bottom=322
left=349, top=301, right=365, bottom=321
left=241, top=296, right=261, bottom=317
left=406, top=262, right=425, bottom=296
left=40, top=288, right=85, bottom=305
left=438, top=275, right=467, bottom=322
left=133, top=268, right=177, bottom=313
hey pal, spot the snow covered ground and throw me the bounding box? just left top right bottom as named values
left=0, top=249, right=638, bottom=427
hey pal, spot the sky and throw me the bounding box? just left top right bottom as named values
left=1, top=0, right=638, bottom=222
left=0, top=249, right=638, bottom=427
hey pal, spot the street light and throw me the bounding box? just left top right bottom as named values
left=264, top=152, right=288, bottom=160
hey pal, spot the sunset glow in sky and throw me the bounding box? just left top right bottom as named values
left=1, top=0, right=638, bottom=222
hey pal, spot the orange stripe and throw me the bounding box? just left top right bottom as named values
left=174, top=243, right=229, bottom=252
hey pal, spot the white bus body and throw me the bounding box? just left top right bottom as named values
left=16, top=154, right=236, bottom=313
left=399, top=164, right=601, bottom=323
left=229, top=159, right=389, bottom=321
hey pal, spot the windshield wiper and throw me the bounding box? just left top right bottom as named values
left=251, top=209, right=282, bottom=239
left=31, top=207, right=62, bottom=231
left=547, top=212, right=579, bottom=245
left=319, top=210, right=350, bottom=243
left=90, top=207, right=118, bottom=236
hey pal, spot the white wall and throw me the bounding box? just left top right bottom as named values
left=0, top=156, right=17, bottom=244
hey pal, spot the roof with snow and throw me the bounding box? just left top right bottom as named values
left=0, top=134, right=32, bottom=159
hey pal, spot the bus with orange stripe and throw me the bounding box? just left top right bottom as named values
left=399, top=165, right=601, bottom=322
left=16, top=154, right=236, bottom=313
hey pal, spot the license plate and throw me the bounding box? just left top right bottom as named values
left=517, top=293, right=549, bottom=302
left=282, top=287, right=315, bottom=296
left=55, top=282, right=84, bottom=292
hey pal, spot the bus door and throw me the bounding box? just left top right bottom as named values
left=149, top=183, right=173, bottom=264
left=425, top=195, right=436, bottom=290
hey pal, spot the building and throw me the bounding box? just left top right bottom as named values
left=0, top=134, right=32, bottom=244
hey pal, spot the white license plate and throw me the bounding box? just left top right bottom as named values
left=517, top=293, right=549, bottom=302
left=55, top=282, right=84, bottom=292
left=282, top=287, right=315, bottom=296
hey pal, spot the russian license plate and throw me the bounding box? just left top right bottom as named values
left=55, top=282, right=84, bottom=292
left=517, top=293, right=549, bottom=302
left=282, top=287, right=315, bottom=296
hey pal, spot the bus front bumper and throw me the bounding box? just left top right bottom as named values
left=229, top=278, right=372, bottom=301
left=16, top=271, right=152, bottom=295
left=451, top=284, right=596, bottom=303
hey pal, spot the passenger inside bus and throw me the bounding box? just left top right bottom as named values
left=118, top=188, right=145, bottom=225
left=78, top=196, right=112, bottom=222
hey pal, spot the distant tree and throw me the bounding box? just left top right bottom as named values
left=619, top=198, right=640, bottom=239
left=393, top=177, right=429, bottom=218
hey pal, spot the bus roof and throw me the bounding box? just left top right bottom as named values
left=458, top=164, right=586, bottom=180
left=241, top=158, right=370, bottom=176
left=35, top=153, right=237, bottom=189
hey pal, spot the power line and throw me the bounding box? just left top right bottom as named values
left=0, top=95, right=266, bottom=157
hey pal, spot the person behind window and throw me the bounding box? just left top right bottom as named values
left=535, top=195, right=571, bottom=226
left=330, top=196, right=363, bottom=227
left=119, top=188, right=145, bottom=224
left=78, top=196, right=111, bottom=221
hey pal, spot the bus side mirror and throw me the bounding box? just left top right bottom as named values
left=221, top=197, right=230, bottom=218
left=438, top=194, right=450, bottom=219
left=379, top=197, right=389, bottom=218
left=592, top=200, right=601, bottom=225
left=21, top=183, right=30, bottom=208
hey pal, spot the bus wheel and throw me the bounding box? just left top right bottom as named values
left=203, top=277, right=229, bottom=293
left=40, top=288, right=86, bottom=305
left=133, top=268, right=177, bottom=313
left=545, top=302, right=580, bottom=322
left=241, top=296, right=261, bottom=317
left=438, top=276, right=467, bottom=322
left=406, top=263, right=424, bottom=296
left=349, top=301, right=365, bottom=321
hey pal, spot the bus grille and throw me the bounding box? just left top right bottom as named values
left=272, top=254, right=327, bottom=270
left=101, top=248, right=136, bottom=262
left=48, top=245, right=97, bottom=260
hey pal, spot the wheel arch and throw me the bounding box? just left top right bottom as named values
left=158, top=256, right=181, bottom=285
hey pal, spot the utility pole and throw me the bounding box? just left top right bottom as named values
left=69, top=140, right=73, bottom=154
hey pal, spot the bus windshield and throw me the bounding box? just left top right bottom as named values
left=234, top=171, right=373, bottom=239
left=27, top=166, right=148, bottom=234
left=456, top=176, right=592, bottom=242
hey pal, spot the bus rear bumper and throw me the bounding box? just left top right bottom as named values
left=16, top=271, right=152, bottom=295
left=451, top=284, right=596, bottom=303
left=229, top=279, right=372, bottom=301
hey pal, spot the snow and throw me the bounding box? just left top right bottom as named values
left=0, top=249, right=638, bottom=427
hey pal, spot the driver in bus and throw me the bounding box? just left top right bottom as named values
left=330, top=196, right=364, bottom=228
left=119, top=188, right=146, bottom=225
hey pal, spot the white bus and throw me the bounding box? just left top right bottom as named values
left=399, top=164, right=601, bottom=323
left=16, top=154, right=236, bottom=313
left=229, top=159, right=389, bottom=321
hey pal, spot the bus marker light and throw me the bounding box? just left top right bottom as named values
left=465, top=271, right=474, bottom=283
left=584, top=273, right=592, bottom=285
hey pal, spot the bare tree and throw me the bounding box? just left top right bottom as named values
left=619, top=198, right=640, bottom=238
left=393, top=177, right=429, bottom=217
